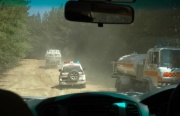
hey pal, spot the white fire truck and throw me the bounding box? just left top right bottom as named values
left=45, top=49, right=61, bottom=67
left=112, top=45, right=180, bottom=92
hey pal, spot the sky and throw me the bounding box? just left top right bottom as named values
left=28, top=0, right=67, bottom=16
left=27, top=0, right=180, bottom=16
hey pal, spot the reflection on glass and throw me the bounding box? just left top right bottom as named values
left=160, top=49, right=180, bottom=68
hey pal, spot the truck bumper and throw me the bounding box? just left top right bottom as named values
left=45, top=59, right=60, bottom=65
left=161, top=77, right=180, bottom=84
left=59, top=80, right=86, bottom=86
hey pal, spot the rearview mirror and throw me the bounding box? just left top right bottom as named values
left=65, top=1, right=134, bottom=26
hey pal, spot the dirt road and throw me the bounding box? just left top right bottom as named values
left=0, top=59, right=116, bottom=97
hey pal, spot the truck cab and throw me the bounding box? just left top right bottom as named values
left=144, top=46, right=180, bottom=87
left=112, top=44, right=180, bottom=92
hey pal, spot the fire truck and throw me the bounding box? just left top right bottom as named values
left=112, top=44, right=180, bottom=92
left=45, top=49, right=61, bottom=67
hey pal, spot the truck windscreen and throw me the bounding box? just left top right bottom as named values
left=160, top=49, right=180, bottom=68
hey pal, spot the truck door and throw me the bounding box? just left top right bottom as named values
left=144, top=51, right=159, bottom=87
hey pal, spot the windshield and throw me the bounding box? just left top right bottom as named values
left=0, top=0, right=180, bottom=98
left=63, top=66, right=82, bottom=72
left=161, top=49, right=180, bottom=68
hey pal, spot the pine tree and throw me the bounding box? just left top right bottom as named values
left=0, top=0, right=30, bottom=71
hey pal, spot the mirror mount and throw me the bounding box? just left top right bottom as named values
left=98, top=23, right=103, bottom=27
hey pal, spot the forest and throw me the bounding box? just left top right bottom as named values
left=0, top=0, right=180, bottom=72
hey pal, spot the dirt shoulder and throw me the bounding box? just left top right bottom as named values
left=0, top=59, right=116, bottom=97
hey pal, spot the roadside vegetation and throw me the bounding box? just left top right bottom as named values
left=0, top=0, right=31, bottom=71
left=0, top=0, right=180, bottom=72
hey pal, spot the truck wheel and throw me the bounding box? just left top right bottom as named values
left=59, top=85, right=64, bottom=90
left=115, top=77, right=121, bottom=88
left=78, top=84, right=86, bottom=88
left=141, top=80, right=150, bottom=92
left=45, top=61, right=49, bottom=68
left=81, top=84, right=86, bottom=88
left=68, top=71, right=79, bottom=81
left=116, top=84, right=130, bottom=92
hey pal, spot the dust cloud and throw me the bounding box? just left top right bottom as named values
left=1, top=15, right=150, bottom=97
left=0, top=59, right=116, bottom=97
left=60, top=24, right=129, bottom=88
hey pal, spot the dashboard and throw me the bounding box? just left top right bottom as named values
left=23, top=85, right=178, bottom=116
left=138, top=84, right=177, bottom=116
left=24, top=92, right=148, bottom=116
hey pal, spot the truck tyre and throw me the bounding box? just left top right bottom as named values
left=142, top=80, right=150, bottom=92
left=116, top=84, right=130, bottom=92
left=115, top=77, right=121, bottom=88
left=58, top=80, right=63, bottom=90
left=68, top=71, right=79, bottom=81
left=79, top=84, right=86, bottom=88
left=59, top=84, right=64, bottom=90
left=115, top=77, right=132, bottom=92
left=45, top=60, right=49, bottom=68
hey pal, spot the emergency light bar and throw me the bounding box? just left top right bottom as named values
left=74, top=60, right=80, bottom=64
left=64, top=61, right=80, bottom=64
left=64, top=61, right=72, bottom=64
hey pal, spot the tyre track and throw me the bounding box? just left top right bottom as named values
left=0, top=59, right=116, bottom=97
left=38, top=70, right=53, bottom=87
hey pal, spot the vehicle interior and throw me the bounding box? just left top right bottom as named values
left=1, top=0, right=180, bottom=116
